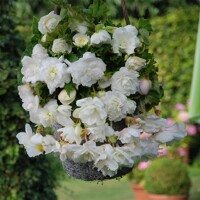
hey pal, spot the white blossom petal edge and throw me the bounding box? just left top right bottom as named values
left=68, top=52, right=106, bottom=87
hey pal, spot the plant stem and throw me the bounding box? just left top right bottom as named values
left=54, top=6, right=61, bottom=15
left=121, top=0, right=130, bottom=25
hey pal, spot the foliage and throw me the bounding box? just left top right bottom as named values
left=149, top=6, right=199, bottom=117
left=0, top=1, right=63, bottom=199
left=144, top=157, right=191, bottom=195
left=58, top=0, right=198, bottom=18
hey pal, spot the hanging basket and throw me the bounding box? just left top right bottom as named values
left=62, top=159, right=133, bottom=181
left=16, top=0, right=187, bottom=181
left=55, top=120, right=133, bottom=181
left=54, top=121, right=134, bottom=181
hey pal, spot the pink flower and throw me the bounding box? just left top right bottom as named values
left=178, top=111, right=189, bottom=122
left=175, top=103, right=185, bottom=111
left=167, top=118, right=175, bottom=125
left=186, top=124, right=197, bottom=136
left=138, top=161, right=151, bottom=170
left=176, top=147, right=188, bottom=157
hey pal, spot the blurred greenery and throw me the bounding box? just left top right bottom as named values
left=144, top=157, right=191, bottom=195
left=0, top=1, right=64, bottom=199
left=150, top=6, right=199, bottom=117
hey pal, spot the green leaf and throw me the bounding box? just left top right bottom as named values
left=47, top=0, right=67, bottom=6
left=64, top=82, right=76, bottom=96
left=66, top=54, right=79, bottom=62
left=108, top=135, right=117, bottom=145
left=31, top=82, right=52, bottom=106
left=32, top=17, right=41, bottom=36
left=138, top=18, right=153, bottom=32
left=0, top=88, right=7, bottom=95
left=0, top=69, right=9, bottom=81
left=87, top=0, right=108, bottom=23
left=139, top=28, right=150, bottom=45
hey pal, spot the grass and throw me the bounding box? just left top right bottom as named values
left=189, top=167, right=200, bottom=200
left=56, top=175, right=133, bottom=200
left=55, top=166, right=200, bottom=200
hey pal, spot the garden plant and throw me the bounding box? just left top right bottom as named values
left=16, top=0, right=188, bottom=181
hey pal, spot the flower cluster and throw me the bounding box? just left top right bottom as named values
left=17, top=4, right=187, bottom=178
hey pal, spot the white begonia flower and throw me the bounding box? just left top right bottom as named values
left=126, top=99, right=137, bottom=115
left=29, top=109, right=41, bottom=125
left=139, top=79, right=152, bottom=95
left=27, top=133, right=44, bottom=157
left=38, top=100, right=58, bottom=127
left=56, top=105, right=74, bottom=126
left=39, top=101, right=73, bottom=128
left=154, top=123, right=187, bottom=143
left=18, top=84, right=39, bottom=112
left=123, top=143, right=142, bottom=158
left=116, top=127, right=141, bottom=143
left=16, top=124, right=34, bottom=146
left=16, top=124, right=44, bottom=157
left=68, top=52, right=106, bottom=87
left=73, top=97, right=107, bottom=126
left=70, top=21, right=88, bottom=34
left=21, top=44, right=49, bottom=83
left=87, top=123, right=115, bottom=142
left=38, top=11, right=62, bottom=34
left=112, top=25, right=140, bottom=55
left=58, top=123, right=83, bottom=145
left=94, top=144, right=119, bottom=177
left=52, top=38, right=72, bottom=54
left=91, top=30, right=111, bottom=45
left=39, top=57, right=71, bottom=94
left=18, top=84, right=40, bottom=124
left=139, top=138, right=160, bottom=158
left=111, top=67, right=139, bottom=96
left=125, top=56, right=146, bottom=71
left=100, top=91, right=136, bottom=122
left=58, top=144, right=68, bottom=161
left=98, top=76, right=112, bottom=89
left=73, top=33, right=90, bottom=47
left=114, top=146, right=135, bottom=167
left=43, top=135, right=59, bottom=154
left=58, top=89, right=76, bottom=105
left=56, top=143, right=75, bottom=161
left=140, top=115, right=168, bottom=133
left=32, top=44, right=49, bottom=60
left=68, top=141, right=99, bottom=163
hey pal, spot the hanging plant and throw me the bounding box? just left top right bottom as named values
left=16, top=0, right=187, bottom=181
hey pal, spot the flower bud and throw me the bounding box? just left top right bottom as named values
left=58, top=89, right=76, bottom=105
left=91, top=30, right=111, bottom=45
left=41, top=34, right=47, bottom=42
left=38, top=11, right=62, bottom=34
left=97, top=91, right=106, bottom=98
left=75, top=124, right=83, bottom=136
left=125, top=56, right=146, bottom=71
left=139, top=79, right=152, bottom=95
left=52, top=38, right=72, bottom=54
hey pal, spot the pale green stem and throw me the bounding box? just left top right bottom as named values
left=189, top=11, right=200, bottom=123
